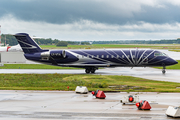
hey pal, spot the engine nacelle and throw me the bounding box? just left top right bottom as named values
left=50, top=50, right=66, bottom=59
left=41, top=51, right=50, bottom=60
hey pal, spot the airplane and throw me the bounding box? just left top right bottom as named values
left=8, top=44, right=23, bottom=52
left=13, top=33, right=178, bottom=74
left=0, top=44, right=11, bottom=52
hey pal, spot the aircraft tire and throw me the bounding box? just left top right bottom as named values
left=85, top=69, right=90, bottom=74
left=162, top=69, right=166, bottom=74
left=91, top=69, right=95, bottom=73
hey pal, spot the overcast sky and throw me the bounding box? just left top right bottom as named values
left=0, top=0, right=180, bottom=41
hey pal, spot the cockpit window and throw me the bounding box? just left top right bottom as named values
left=162, top=53, right=167, bottom=56
left=154, top=52, right=167, bottom=56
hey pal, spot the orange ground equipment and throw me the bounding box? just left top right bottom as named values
left=92, top=90, right=106, bottom=99
left=136, top=100, right=151, bottom=110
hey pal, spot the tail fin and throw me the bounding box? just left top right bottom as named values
left=14, top=33, right=46, bottom=54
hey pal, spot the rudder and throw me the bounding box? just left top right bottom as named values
left=14, top=33, right=44, bottom=54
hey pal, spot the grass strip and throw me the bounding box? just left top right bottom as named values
left=169, top=50, right=180, bottom=52
left=0, top=74, right=180, bottom=92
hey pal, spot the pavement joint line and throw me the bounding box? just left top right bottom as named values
left=101, top=102, right=121, bottom=113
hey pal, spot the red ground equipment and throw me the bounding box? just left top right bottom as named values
left=92, top=90, right=106, bottom=99
left=136, top=100, right=151, bottom=110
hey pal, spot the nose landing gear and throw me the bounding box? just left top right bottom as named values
left=162, top=66, right=166, bottom=74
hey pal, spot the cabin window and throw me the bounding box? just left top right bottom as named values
left=97, top=55, right=99, bottom=58
left=92, top=55, right=94, bottom=58
left=102, top=55, right=104, bottom=58
left=117, top=55, right=119, bottom=58
left=107, top=55, right=109, bottom=58
left=111, top=55, right=114, bottom=58
left=122, top=55, right=124, bottom=58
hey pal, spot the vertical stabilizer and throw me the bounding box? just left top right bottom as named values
left=14, top=33, right=46, bottom=54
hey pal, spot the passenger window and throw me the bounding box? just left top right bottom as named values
left=97, top=55, right=99, bottom=58
left=111, top=55, right=114, bottom=58
left=117, top=55, right=119, bottom=58
left=102, top=55, right=104, bottom=58
left=122, top=55, right=124, bottom=58
left=107, top=55, right=109, bottom=58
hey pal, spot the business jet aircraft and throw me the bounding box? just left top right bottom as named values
left=14, top=33, right=178, bottom=74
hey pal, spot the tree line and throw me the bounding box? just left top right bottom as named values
left=0, top=34, right=180, bottom=46
left=0, top=34, right=90, bottom=46
left=93, top=39, right=180, bottom=44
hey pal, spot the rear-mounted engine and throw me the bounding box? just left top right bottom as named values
left=50, top=50, right=66, bottom=59
left=41, top=51, right=50, bottom=60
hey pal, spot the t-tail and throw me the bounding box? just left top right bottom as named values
left=13, top=33, right=47, bottom=54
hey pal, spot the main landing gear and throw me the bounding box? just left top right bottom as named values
left=162, top=66, right=166, bottom=74
left=85, top=67, right=97, bottom=74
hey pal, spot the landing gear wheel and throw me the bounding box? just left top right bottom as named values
left=162, top=69, right=166, bottom=74
left=91, top=68, right=96, bottom=73
left=85, top=69, right=90, bottom=74
left=85, top=67, right=97, bottom=74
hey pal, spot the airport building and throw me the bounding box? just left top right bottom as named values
left=0, top=52, right=26, bottom=63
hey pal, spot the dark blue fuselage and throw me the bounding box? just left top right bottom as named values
left=24, top=49, right=178, bottom=68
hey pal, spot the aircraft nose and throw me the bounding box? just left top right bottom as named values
left=164, top=58, right=178, bottom=66
left=174, top=60, right=178, bottom=65
left=171, top=59, right=178, bottom=65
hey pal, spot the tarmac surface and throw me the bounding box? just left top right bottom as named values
left=0, top=90, right=179, bottom=120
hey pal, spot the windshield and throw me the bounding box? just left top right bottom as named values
left=154, top=52, right=167, bottom=56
